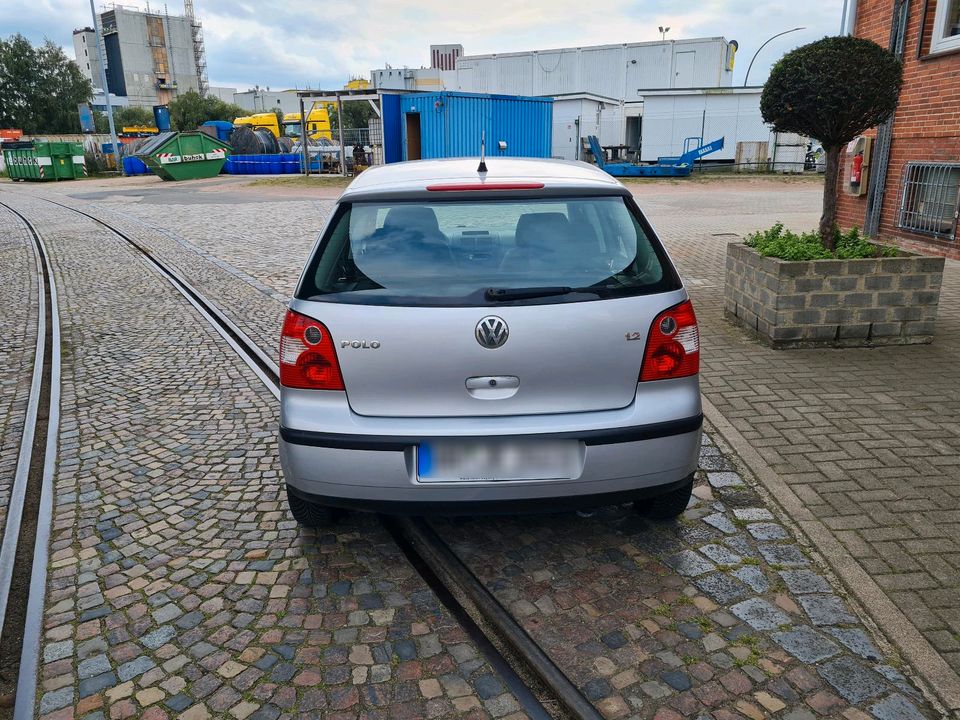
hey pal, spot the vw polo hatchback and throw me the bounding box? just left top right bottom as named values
left=279, top=158, right=702, bottom=526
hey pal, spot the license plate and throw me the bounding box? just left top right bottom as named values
left=417, top=438, right=580, bottom=482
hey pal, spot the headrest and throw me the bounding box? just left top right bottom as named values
left=515, top=212, right=572, bottom=248
left=383, top=205, right=441, bottom=234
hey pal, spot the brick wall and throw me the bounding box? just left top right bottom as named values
left=836, top=0, right=960, bottom=258
left=724, top=243, right=945, bottom=347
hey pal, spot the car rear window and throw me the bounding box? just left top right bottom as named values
left=296, top=196, right=680, bottom=306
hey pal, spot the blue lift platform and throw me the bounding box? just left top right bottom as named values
left=587, top=135, right=725, bottom=177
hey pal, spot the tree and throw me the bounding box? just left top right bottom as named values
left=94, top=106, right=156, bottom=133
left=0, top=34, right=92, bottom=133
left=329, top=100, right=374, bottom=132
left=114, top=106, right=156, bottom=127
left=168, top=89, right=247, bottom=130
left=761, top=36, right=903, bottom=250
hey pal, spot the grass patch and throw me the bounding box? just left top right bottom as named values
left=244, top=175, right=351, bottom=188
left=745, top=222, right=899, bottom=261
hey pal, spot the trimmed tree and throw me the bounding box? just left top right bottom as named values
left=760, top=36, right=903, bottom=250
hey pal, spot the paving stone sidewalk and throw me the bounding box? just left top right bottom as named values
left=436, top=429, right=937, bottom=720
left=637, top=183, right=960, bottom=689
left=2, top=199, right=526, bottom=720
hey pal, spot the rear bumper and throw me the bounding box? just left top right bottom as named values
left=287, top=474, right=695, bottom=515
left=279, top=414, right=702, bottom=450
left=278, top=414, right=702, bottom=510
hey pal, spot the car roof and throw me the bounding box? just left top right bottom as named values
left=339, top=157, right=626, bottom=201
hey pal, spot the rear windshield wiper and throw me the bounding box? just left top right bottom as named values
left=484, top=286, right=602, bottom=301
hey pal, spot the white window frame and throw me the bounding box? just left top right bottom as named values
left=932, top=0, right=960, bottom=53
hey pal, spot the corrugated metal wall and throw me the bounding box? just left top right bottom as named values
left=457, top=39, right=731, bottom=99
left=399, top=92, right=552, bottom=161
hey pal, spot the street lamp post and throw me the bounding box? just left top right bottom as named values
left=659, top=26, right=670, bottom=41
left=89, top=0, right=120, bottom=172
left=743, top=27, right=806, bottom=86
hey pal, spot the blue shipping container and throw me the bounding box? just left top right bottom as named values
left=202, top=120, right=234, bottom=142
left=395, top=92, right=552, bottom=162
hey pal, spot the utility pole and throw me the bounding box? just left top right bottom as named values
left=89, top=0, right=121, bottom=172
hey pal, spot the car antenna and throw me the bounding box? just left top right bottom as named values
left=477, top=129, right=488, bottom=173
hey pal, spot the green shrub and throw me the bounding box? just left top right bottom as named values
left=745, top=223, right=897, bottom=261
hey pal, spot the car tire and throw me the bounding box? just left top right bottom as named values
left=635, top=476, right=694, bottom=520
left=287, top=488, right=337, bottom=528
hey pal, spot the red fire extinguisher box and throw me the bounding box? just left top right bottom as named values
left=845, top=136, right=872, bottom=197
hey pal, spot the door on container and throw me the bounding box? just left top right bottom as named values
left=674, top=51, right=696, bottom=88
left=405, top=113, right=422, bottom=160
left=626, top=116, right=641, bottom=157
left=552, top=120, right=578, bottom=160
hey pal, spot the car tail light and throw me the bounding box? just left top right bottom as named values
left=280, top=310, right=344, bottom=390
left=639, top=300, right=699, bottom=382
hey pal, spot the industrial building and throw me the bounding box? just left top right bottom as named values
left=367, top=38, right=796, bottom=166
left=371, top=38, right=737, bottom=96
left=73, top=3, right=208, bottom=108
left=233, top=89, right=303, bottom=115
left=72, top=28, right=104, bottom=91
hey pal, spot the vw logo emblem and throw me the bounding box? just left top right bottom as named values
left=475, top=316, right=509, bottom=349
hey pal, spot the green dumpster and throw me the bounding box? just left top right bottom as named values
left=3, top=141, right=86, bottom=182
left=137, top=131, right=230, bottom=181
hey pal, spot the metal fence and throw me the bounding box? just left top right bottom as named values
left=338, top=127, right=372, bottom=146
left=897, top=162, right=960, bottom=239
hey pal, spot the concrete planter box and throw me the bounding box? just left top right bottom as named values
left=724, top=243, right=945, bottom=348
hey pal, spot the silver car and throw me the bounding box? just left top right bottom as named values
left=279, top=158, right=701, bottom=526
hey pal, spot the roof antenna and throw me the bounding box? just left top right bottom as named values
left=477, top=129, right=487, bottom=173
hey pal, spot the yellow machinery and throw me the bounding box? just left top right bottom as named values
left=233, top=109, right=331, bottom=141
left=233, top=112, right=281, bottom=137
left=282, top=108, right=332, bottom=141
left=121, top=125, right=159, bottom=135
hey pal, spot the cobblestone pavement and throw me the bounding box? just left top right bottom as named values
left=437, top=430, right=936, bottom=719
left=0, top=203, right=39, bottom=705
left=10, top=176, right=958, bottom=713
left=1, top=197, right=524, bottom=720
left=0, top=204, right=36, bottom=550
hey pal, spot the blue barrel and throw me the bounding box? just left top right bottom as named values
left=122, top=156, right=149, bottom=175
left=153, top=105, right=171, bottom=132
left=269, top=155, right=282, bottom=174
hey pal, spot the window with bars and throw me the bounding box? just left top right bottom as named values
left=898, top=162, right=960, bottom=239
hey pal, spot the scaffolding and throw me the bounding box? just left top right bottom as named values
left=183, top=0, right=208, bottom=96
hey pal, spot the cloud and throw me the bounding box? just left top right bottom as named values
left=2, top=0, right=844, bottom=91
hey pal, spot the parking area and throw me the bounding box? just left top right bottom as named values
left=1, top=174, right=957, bottom=720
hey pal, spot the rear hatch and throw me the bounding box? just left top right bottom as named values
left=292, top=192, right=684, bottom=419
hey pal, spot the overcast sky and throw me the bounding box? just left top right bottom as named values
left=3, top=1, right=844, bottom=91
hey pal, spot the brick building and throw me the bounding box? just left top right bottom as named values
left=837, top=0, right=960, bottom=258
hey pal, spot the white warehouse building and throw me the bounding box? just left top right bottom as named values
left=456, top=38, right=737, bottom=97
left=371, top=38, right=738, bottom=96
